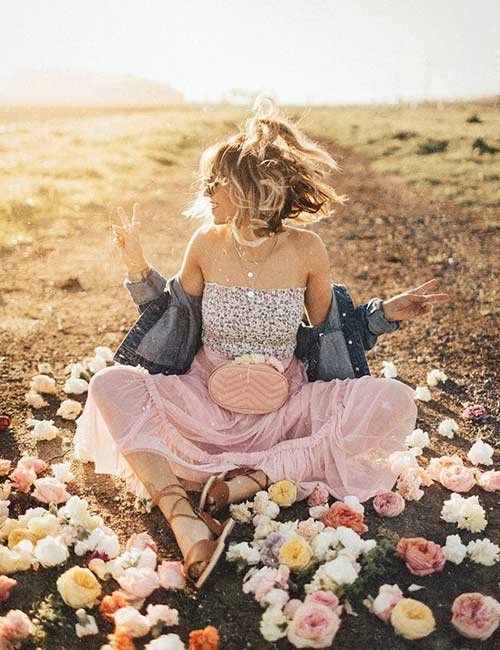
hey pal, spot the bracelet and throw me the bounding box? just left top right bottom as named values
left=126, top=265, right=151, bottom=283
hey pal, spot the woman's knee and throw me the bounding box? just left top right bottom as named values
left=88, top=365, right=135, bottom=402
left=379, top=378, right=417, bottom=415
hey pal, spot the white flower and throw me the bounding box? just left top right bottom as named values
left=442, top=534, right=467, bottom=565
left=95, top=346, right=114, bottom=361
left=405, top=428, right=430, bottom=449
left=467, top=439, right=494, bottom=466
left=87, top=355, right=108, bottom=374
left=56, top=399, right=82, bottom=420
left=229, top=501, right=253, bottom=523
left=467, top=539, right=500, bottom=566
left=308, top=503, right=329, bottom=520
left=58, top=495, right=103, bottom=531
left=30, top=374, right=57, bottom=394
left=426, top=368, right=448, bottom=386
left=333, top=526, right=376, bottom=559
left=344, top=496, right=364, bottom=515
left=226, top=541, right=261, bottom=566
left=52, top=461, right=75, bottom=483
left=441, top=493, right=464, bottom=523
left=253, top=515, right=280, bottom=539
left=34, top=535, right=70, bottom=567
left=25, top=418, right=60, bottom=441
left=75, top=609, right=99, bottom=637
left=414, top=386, right=432, bottom=401
left=144, top=634, right=186, bottom=650
left=66, top=362, right=86, bottom=378
left=114, top=606, right=151, bottom=637
left=438, top=418, right=459, bottom=439
left=145, top=604, right=179, bottom=627
left=260, top=605, right=287, bottom=642
left=457, top=496, right=487, bottom=533
left=321, top=556, right=359, bottom=586
left=253, top=492, right=280, bottom=519
left=311, top=530, right=338, bottom=562
left=381, top=361, right=398, bottom=378
left=261, top=588, right=289, bottom=609
left=389, top=449, right=420, bottom=474
left=24, top=391, right=49, bottom=408
left=63, top=377, right=89, bottom=395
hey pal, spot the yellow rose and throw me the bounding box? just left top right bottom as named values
left=278, top=537, right=313, bottom=572
left=268, top=480, right=297, bottom=507
left=391, top=598, right=436, bottom=640
left=7, top=527, right=39, bottom=548
left=56, top=566, right=102, bottom=609
left=0, top=546, right=32, bottom=573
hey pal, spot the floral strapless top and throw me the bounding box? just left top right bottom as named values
left=201, top=281, right=306, bottom=360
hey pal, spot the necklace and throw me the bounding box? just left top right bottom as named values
left=232, top=223, right=275, bottom=247
left=231, top=229, right=279, bottom=299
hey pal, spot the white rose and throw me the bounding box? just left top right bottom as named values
left=75, top=609, right=99, bottom=637
left=467, top=439, right=493, bottom=466
left=30, top=374, right=57, bottom=394
left=145, top=634, right=186, bottom=650
left=226, top=541, right=261, bottom=566
left=426, top=368, right=447, bottom=386
left=63, top=377, right=89, bottom=395
left=414, top=386, right=432, bottom=401
left=51, top=461, right=75, bottom=484
left=56, top=399, right=82, bottom=420
left=467, top=539, right=499, bottom=566
left=442, top=535, right=467, bottom=565
left=34, top=535, right=69, bottom=567
left=229, top=501, right=253, bottom=523
left=87, top=355, right=108, bottom=374
left=322, top=556, right=359, bottom=585
left=25, top=418, right=60, bottom=441
left=405, top=428, right=430, bottom=449
left=24, top=391, right=49, bottom=408
left=389, top=449, right=420, bottom=475
left=441, top=493, right=465, bottom=523
left=438, top=418, right=459, bottom=439
left=311, top=530, right=338, bottom=561
left=308, top=503, right=329, bottom=520
left=58, top=495, right=103, bottom=531
left=94, top=346, right=114, bottom=361
left=260, top=604, right=287, bottom=642
left=344, top=495, right=364, bottom=515
left=114, top=606, right=151, bottom=637
left=457, top=496, right=487, bottom=533
left=382, top=361, right=398, bottom=378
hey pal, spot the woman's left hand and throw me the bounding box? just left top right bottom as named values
left=381, top=278, right=450, bottom=322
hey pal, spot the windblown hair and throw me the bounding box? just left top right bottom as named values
left=182, top=95, right=348, bottom=237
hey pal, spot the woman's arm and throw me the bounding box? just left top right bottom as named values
left=302, top=231, right=333, bottom=326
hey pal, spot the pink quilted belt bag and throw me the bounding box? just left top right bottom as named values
left=208, top=353, right=290, bottom=414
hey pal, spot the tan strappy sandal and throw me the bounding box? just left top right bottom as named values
left=145, top=481, right=235, bottom=589
left=199, top=468, right=272, bottom=515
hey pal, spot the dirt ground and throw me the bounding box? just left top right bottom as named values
left=0, top=134, right=498, bottom=649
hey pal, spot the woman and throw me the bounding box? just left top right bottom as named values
left=75, top=96, right=449, bottom=589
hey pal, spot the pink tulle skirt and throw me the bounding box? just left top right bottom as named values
left=73, top=344, right=418, bottom=502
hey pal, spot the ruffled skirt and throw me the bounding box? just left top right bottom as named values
left=73, top=344, right=418, bottom=502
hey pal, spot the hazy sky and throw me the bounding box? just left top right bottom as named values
left=1, top=0, right=499, bottom=104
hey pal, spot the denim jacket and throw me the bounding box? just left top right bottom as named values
left=112, top=267, right=401, bottom=382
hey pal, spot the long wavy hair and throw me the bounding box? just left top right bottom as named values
left=182, top=95, right=348, bottom=237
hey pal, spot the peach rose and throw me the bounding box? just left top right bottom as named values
left=427, top=454, right=463, bottom=481
left=107, top=626, right=136, bottom=650
left=32, top=477, right=71, bottom=504
left=125, top=532, right=158, bottom=554
left=395, top=537, right=446, bottom=576
left=157, top=560, right=187, bottom=590
left=188, top=624, right=220, bottom=650
left=8, top=465, right=37, bottom=493
left=18, top=455, right=48, bottom=474
left=451, top=592, right=500, bottom=640
left=320, top=502, right=368, bottom=534
left=287, top=602, right=341, bottom=648
left=373, top=492, right=405, bottom=518
left=117, top=567, right=160, bottom=598
left=0, top=575, right=17, bottom=602
left=99, top=590, right=130, bottom=623
left=439, top=465, right=475, bottom=492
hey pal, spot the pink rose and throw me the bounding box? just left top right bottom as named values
left=373, top=492, right=405, bottom=518
left=31, top=477, right=71, bottom=503
left=0, top=609, right=32, bottom=641
left=283, top=598, right=303, bottom=620
left=125, top=532, right=158, bottom=554
left=117, top=567, right=160, bottom=598
left=287, top=602, right=341, bottom=648
left=427, top=455, right=463, bottom=481
left=157, top=560, right=186, bottom=590
left=305, top=591, right=342, bottom=616
left=371, top=584, right=404, bottom=623
left=18, top=455, right=48, bottom=474
left=461, top=404, right=489, bottom=423
left=478, top=470, right=500, bottom=492
left=395, top=537, right=446, bottom=576
left=8, top=465, right=37, bottom=493
left=0, top=576, right=17, bottom=602
left=451, top=592, right=500, bottom=640
left=307, top=483, right=330, bottom=507
left=439, top=465, right=475, bottom=492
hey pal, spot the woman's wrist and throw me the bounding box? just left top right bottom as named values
left=126, top=263, right=151, bottom=282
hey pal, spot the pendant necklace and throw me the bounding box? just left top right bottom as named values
left=232, top=223, right=275, bottom=248
left=231, top=228, right=279, bottom=300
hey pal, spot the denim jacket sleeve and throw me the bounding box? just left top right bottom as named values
left=123, top=267, right=168, bottom=314
left=353, top=297, right=401, bottom=351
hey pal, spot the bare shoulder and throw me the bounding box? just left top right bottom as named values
left=285, top=226, right=331, bottom=275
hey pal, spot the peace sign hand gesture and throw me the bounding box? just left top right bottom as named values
left=381, top=278, right=450, bottom=322
left=111, top=202, right=149, bottom=273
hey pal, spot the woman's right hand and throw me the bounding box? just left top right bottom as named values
left=111, top=202, right=149, bottom=273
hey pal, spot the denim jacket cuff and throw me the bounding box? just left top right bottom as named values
left=123, top=266, right=166, bottom=305
left=366, top=297, right=401, bottom=335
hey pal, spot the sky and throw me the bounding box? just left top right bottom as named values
left=1, top=0, right=499, bottom=105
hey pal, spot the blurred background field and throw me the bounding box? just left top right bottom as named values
left=1, top=98, right=498, bottom=252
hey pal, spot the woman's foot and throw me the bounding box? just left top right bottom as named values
left=204, top=470, right=270, bottom=513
